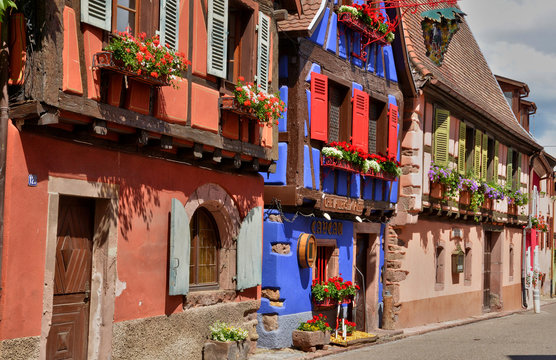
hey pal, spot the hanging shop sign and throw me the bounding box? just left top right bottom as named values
left=321, top=194, right=364, bottom=215
left=421, top=7, right=465, bottom=66
left=297, top=233, right=317, bottom=268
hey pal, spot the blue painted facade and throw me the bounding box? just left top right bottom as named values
left=260, top=212, right=354, bottom=316
left=258, top=0, right=405, bottom=348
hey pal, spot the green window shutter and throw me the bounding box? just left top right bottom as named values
left=207, top=0, right=228, bottom=78
left=474, top=130, right=482, bottom=179
left=236, top=206, right=263, bottom=290
left=493, top=140, right=499, bottom=181
left=433, top=109, right=450, bottom=167
left=481, top=134, right=488, bottom=181
left=506, top=148, right=513, bottom=188
left=81, top=0, right=112, bottom=31
left=160, top=0, right=180, bottom=50
left=256, top=12, right=271, bottom=93
left=169, top=199, right=191, bottom=296
left=457, top=121, right=466, bottom=174
left=514, top=152, right=521, bottom=191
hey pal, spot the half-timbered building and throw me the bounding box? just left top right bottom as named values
left=389, top=2, right=544, bottom=329
left=0, top=0, right=285, bottom=358
left=257, top=0, right=415, bottom=348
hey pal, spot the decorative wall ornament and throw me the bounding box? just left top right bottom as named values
left=420, top=7, right=465, bottom=66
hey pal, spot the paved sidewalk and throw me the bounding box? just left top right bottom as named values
left=249, top=297, right=556, bottom=359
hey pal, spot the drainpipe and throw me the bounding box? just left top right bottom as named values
left=0, top=20, right=10, bottom=295
left=523, top=153, right=541, bottom=308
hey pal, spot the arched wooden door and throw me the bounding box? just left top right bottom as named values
left=46, top=196, right=94, bottom=359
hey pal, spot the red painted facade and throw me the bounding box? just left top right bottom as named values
left=0, top=123, right=263, bottom=340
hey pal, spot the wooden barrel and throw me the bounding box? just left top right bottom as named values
left=297, top=233, right=316, bottom=268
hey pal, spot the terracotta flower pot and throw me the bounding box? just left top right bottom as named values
left=292, top=330, right=330, bottom=352
left=482, top=198, right=493, bottom=210
left=202, top=339, right=250, bottom=360
left=459, top=190, right=470, bottom=206
left=430, top=182, right=446, bottom=200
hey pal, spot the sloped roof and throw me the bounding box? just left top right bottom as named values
left=402, top=1, right=541, bottom=151
left=277, top=0, right=325, bottom=35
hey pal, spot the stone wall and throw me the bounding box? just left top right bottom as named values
left=0, top=336, right=40, bottom=360
left=382, top=225, right=408, bottom=328
left=112, top=300, right=259, bottom=360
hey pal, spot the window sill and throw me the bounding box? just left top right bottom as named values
left=183, top=289, right=238, bottom=309
left=434, top=283, right=444, bottom=291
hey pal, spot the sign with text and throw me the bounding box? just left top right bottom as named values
left=321, top=194, right=364, bottom=215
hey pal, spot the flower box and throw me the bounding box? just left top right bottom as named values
left=220, top=96, right=259, bottom=122
left=321, top=156, right=359, bottom=173
left=292, top=330, right=330, bottom=352
left=337, top=12, right=390, bottom=47
left=430, top=182, right=446, bottom=200
left=202, top=339, right=250, bottom=360
left=312, top=297, right=337, bottom=309
left=92, top=51, right=169, bottom=87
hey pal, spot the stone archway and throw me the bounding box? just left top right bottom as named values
left=184, top=183, right=241, bottom=290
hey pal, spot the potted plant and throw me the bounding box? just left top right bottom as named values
left=428, top=164, right=458, bottom=200
left=202, top=321, right=250, bottom=360
left=481, top=182, right=505, bottom=210
left=292, top=314, right=332, bottom=352
left=339, top=320, right=357, bottom=336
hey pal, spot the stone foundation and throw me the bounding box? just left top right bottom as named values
left=112, top=300, right=259, bottom=360
left=0, top=336, right=40, bottom=360
left=256, top=311, right=312, bottom=349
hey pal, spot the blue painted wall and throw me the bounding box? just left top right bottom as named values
left=307, top=2, right=398, bottom=82
left=259, top=212, right=354, bottom=316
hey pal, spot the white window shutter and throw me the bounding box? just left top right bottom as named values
left=169, top=199, right=191, bottom=296
left=160, top=0, right=180, bottom=50
left=236, top=206, right=263, bottom=291
left=207, top=0, right=228, bottom=78
left=257, top=12, right=271, bottom=93
left=81, top=0, right=112, bottom=31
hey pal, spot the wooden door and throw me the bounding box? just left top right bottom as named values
left=47, top=196, right=94, bottom=359
left=355, top=234, right=369, bottom=331
left=483, top=232, right=492, bottom=310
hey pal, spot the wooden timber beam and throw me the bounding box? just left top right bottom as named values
left=57, top=91, right=275, bottom=161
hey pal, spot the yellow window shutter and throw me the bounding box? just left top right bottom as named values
left=506, top=148, right=513, bottom=187
left=434, top=109, right=450, bottom=167
left=493, top=140, right=499, bottom=181
left=474, top=130, right=482, bottom=179
left=514, top=152, right=521, bottom=191
left=481, top=134, right=488, bottom=181
left=458, top=121, right=466, bottom=174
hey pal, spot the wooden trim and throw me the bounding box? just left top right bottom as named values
left=56, top=91, right=275, bottom=160
left=264, top=185, right=297, bottom=205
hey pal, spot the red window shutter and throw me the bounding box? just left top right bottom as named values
left=387, top=104, right=399, bottom=159
left=351, top=89, right=369, bottom=151
left=311, top=72, right=328, bottom=142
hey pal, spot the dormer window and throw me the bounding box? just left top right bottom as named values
left=503, top=91, right=513, bottom=108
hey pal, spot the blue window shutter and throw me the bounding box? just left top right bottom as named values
left=256, top=12, right=271, bottom=93
left=236, top=206, right=263, bottom=291
left=81, top=0, right=112, bottom=31
left=207, top=0, right=228, bottom=78
left=159, top=0, right=180, bottom=50
left=169, top=199, right=191, bottom=296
